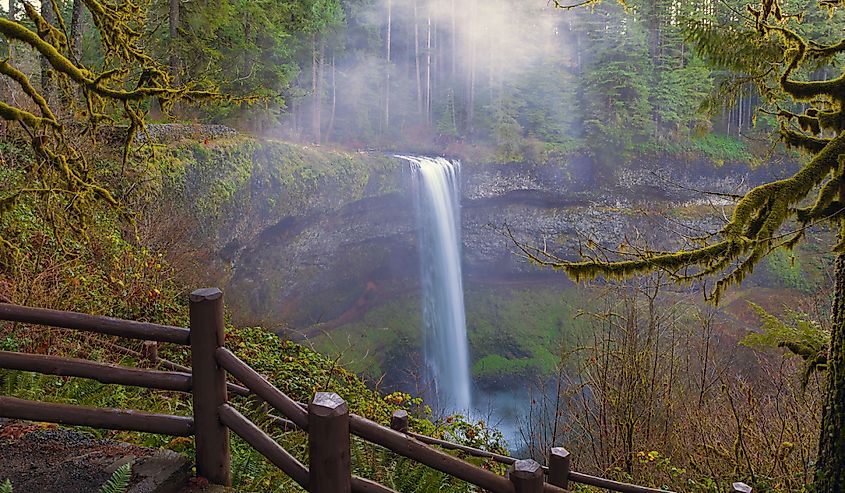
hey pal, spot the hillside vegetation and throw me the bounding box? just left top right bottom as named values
left=0, top=134, right=510, bottom=492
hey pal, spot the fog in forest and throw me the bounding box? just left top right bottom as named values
left=277, top=0, right=577, bottom=151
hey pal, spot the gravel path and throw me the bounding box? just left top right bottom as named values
left=0, top=419, right=190, bottom=493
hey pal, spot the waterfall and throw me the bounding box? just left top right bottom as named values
left=400, top=155, right=471, bottom=413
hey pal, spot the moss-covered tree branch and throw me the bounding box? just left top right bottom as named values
left=0, top=0, right=240, bottom=257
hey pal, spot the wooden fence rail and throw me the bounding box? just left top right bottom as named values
left=215, top=346, right=308, bottom=428
left=0, top=288, right=754, bottom=493
left=0, top=396, right=195, bottom=436
left=0, top=303, right=190, bottom=344
left=0, top=350, right=192, bottom=392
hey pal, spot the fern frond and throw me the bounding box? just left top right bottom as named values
left=99, top=462, right=132, bottom=493
left=742, top=302, right=830, bottom=389
left=742, top=302, right=830, bottom=357
left=0, top=479, right=12, bottom=493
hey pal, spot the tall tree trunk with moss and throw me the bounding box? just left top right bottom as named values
left=40, top=0, right=54, bottom=101
left=3, top=0, right=13, bottom=105
left=168, top=0, right=179, bottom=118
left=7, top=0, right=14, bottom=60
left=70, top=0, right=83, bottom=61
left=817, top=251, right=845, bottom=490
left=169, top=0, right=179, bottom=81
left=67, top=0, right=84, bottom=105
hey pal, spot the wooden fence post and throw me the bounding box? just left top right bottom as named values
left=732, top=482, right=752, bottom=493
left=141, top=341, right=158, bottom=364
left=190, top=288, right=231, bottom=486
left=509, top=459, right=543, bottom=493
left=390, top=410, right=409, bottom=433
left=548, top=447, right=570, bottom=489
left=309, top=392, right=351, bottom=493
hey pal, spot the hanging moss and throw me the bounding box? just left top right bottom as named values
left=796, top=171, right=842, bottom=222
left=781, top=126, right=829, bottom=154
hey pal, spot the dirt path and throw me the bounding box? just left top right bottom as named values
left=0, top=418, right=191, bottom=493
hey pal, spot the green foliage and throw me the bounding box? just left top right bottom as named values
left=578, top=4, right=656, bottom=167
left=742, top=302, right=829, bottom=387
left=99, top=462, right=132, bottom=493
left=165, top=0, right=343, bottom=125
left=689, top=133, right=752, bottom=163
left=492, top=97, right=527, bottom=163
left=152, top=137, right=396, bottom=230
left=436, top=89, right=459, bottom=139
left=652, top=56, right=713, bottom=135
left=0, top=479, right=11, bottom=493
left=0, top=142, right=186, bottom=324
left=0, top=0, right=234, bottom=258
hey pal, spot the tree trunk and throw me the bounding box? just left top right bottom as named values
left=425, top=13, right=431, bottom=124
left=466, top=0, right=476, bottom=135
left=413, top=0, right=422, bottom=116
left=169, top=0, right=179, bottom=80
left=384, top=0, right=391, bottom=133
left=466, top=0, right=477, bottom=134
left=488, top=19, right=495, bottom=103
left=817, top=251, right=845, bottom=491
left=70, top=0, right=84, bottom=61
left=291, top=97, right=299, bottom=137
left=450, top=0, right=456, bottom=77
left=433, top=17, right=440, bottom=96
left=318, top=36, right=325, bottom=142
left=326, top=55, right=336, bottom=142
left=7, top=0, right=14, bottom=60
left=40, top=0, right=54, bottom=101
left=311, top=35, right=323, bottom=143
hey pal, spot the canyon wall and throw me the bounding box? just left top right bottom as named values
left=152, top=136, right=793, bottom=331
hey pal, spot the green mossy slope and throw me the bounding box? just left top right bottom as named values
left=309, top=284, right=589, bottom=387
left=150, top=137, right=402, bottom=242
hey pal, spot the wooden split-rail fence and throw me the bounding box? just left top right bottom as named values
left=0, top=288, right=754, bottom=493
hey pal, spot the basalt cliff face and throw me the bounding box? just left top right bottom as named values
left=153, top=137, right=792, bottom=330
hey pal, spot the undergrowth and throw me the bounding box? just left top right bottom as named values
left=0, top=137, right=509, bottom=492
left=0, top=321, right=511, bottom=492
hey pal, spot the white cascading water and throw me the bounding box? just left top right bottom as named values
left=399, top=155, right=472, bottom=413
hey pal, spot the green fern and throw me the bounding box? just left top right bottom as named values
left=0, top=479, right=12, bottom=493
left=742, top=302, right=830, bottom=387
left=99, top=462, right=132, bottom=493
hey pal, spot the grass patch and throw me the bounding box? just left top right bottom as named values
left=689, top=134, right=752, bottom=164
